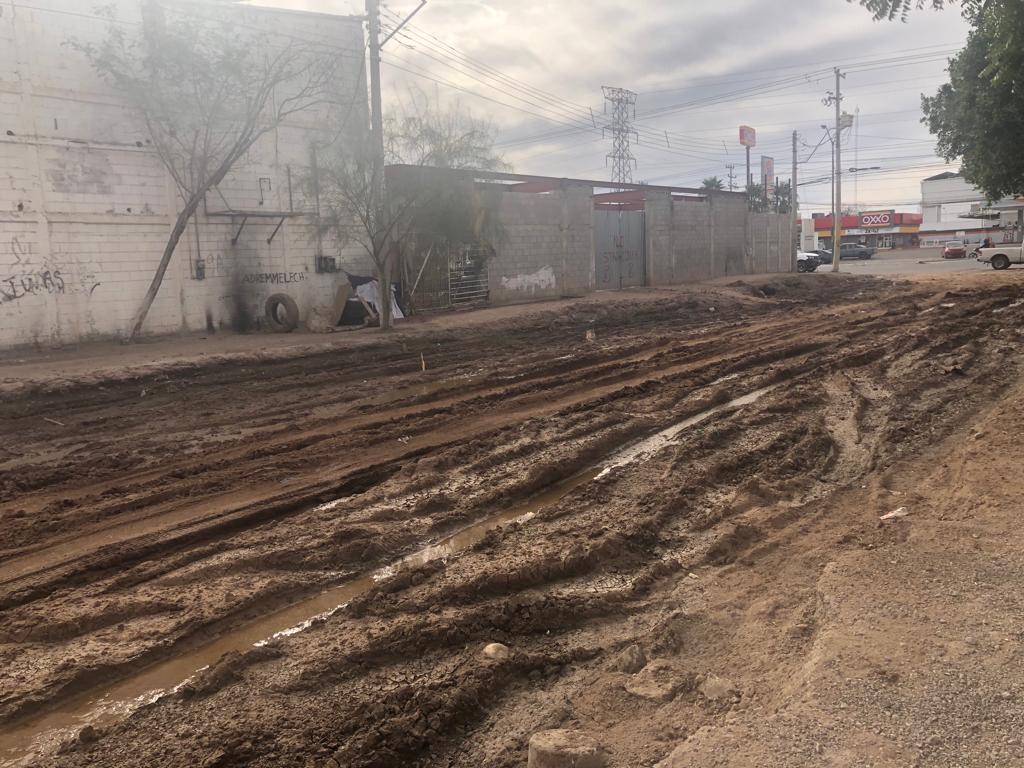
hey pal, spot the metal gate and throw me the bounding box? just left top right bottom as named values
left=406, top=242, right=491, bottom=311
left=448, top=243, right=490, bottom=307
left=594, top=210, right=645, bottom=290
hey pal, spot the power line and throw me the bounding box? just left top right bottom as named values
left=13, top=0, right=958, bottom=201
left=380, top=17, right=739, bottom=155
left=380, top=9, right=757, bottom=154
left=497, top=66, right=947, bottom=155
left=634, top=42, right=961, bottom=94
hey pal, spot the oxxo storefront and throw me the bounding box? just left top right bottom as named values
left=810, top=210, right=923, bottom=250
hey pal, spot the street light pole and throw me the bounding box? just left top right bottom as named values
left=821, top=125, right=835, bottom=253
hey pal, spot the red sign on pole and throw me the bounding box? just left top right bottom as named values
left=739, top=125, right=756, bottom=148
left=761, top=156, right=775, bottom=192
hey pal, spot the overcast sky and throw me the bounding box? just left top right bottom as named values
left=251, top=0, right=970, bottom=213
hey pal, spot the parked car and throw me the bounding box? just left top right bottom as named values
left=977, top=244, right=1024, bottom=270
left=797, top=252, right=820, bottom=273
left=839, top=242, right=875, bottom=260
left=943, top=240, right=967, bottom=259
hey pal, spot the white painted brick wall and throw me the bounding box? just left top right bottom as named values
left=0, top=0, right=369, bottom=349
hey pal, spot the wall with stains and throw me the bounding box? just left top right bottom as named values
left=0, top=0, right=369, bottom=350
left=488, top=185, right=594, bottom=304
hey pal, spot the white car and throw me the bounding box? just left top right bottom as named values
left=977, top=244, right=1024, bottom=270
left=797, top=252, right=820, bottom=273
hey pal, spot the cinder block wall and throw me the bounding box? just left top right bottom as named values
left=643, top=192, right=674, bottom=286
left=673, top=199, right=713, bottom=282
left=749, top=213, right=796, bottom=274
left=645, top=193, right=793, bottom=285
left=489, top=186, right=594, bottom=304
left=0, top=0, right=368, bottom=350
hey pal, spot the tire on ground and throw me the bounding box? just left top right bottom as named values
left=265, top=293, right=300, bottom=333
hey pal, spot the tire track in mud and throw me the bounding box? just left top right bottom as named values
left=0, top=310, right=840, bottom=590
left=0, top=307, right=872, bottom=733
left=1, top=376, right=799, bottom=765
left=306, top=293, right=1020, bottom=768
left=4, top=277, right=1024, bottom=766
left=0, top=325, right=838, bottom=727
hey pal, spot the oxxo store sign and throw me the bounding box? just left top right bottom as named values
left=860, top=210, right=895, bottom=228
left=812, top=210, right=922, bottom=249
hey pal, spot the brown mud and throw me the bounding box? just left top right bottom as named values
left=3, top=273, right=1024, bottom=767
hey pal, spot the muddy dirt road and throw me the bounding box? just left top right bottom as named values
left=3, top=272, right=1024, bottom=767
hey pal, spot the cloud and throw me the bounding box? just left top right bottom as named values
left=247, top=0, right=968, bottom=208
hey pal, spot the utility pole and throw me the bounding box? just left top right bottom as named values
left=725, top=163, right=737, bottom=192
left=834, top=68, right=842, bottom=272
left=823, top=67, right=846, bottom=272
left=602, top=86, right=639, bottom=187
left=363, top=0, right=425, bottom=330
left=366, top=0, right=385, bottom=185
left=791, top=130, right=798, bottom=219
left=365, top=0, right=425, bottom=169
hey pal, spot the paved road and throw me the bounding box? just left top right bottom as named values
left=817, top=247, right=991, bottom=277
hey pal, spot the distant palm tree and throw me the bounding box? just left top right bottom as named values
left=701, top=176, right=725, bottom=191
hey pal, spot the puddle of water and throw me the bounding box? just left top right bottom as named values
left=596, top=385, right=773, bottom=479
left=0, top=471, right=599, bottom=767
left=0, top=385, right=774, bottom=766
left=994, top=299, right=1024, bottom=314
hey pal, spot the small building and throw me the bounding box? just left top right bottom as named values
left=919, top=171, right=1021, bottom=246
left=806, top=210, right=922, bottom=251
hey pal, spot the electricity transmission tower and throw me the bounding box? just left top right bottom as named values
left=602, top=86, right=638, bottom=186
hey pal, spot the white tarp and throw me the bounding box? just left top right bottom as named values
left=354, top=280, right=405, bottom=320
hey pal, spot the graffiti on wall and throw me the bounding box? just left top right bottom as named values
left=1, top=236, right=67, bottom=305
left=0, top=237, right=105, bottom=305
left=0, top=269, right=66, bottom=304
left=242, top=272, right=307, bottom=285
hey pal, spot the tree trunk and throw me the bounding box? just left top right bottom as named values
left=130, top=194, right=203, bottom=340
left=129, top=129, right=259, bottom=340
left=377, top=249, right=393, bottom=331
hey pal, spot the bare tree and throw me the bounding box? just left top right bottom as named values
left=315, top=100, right=507, bottom=331
left=315, top=142, right=415, bottom=332
left=74, top=1, right=340, bottom=339
left=385, top=91, right=510, bottom=171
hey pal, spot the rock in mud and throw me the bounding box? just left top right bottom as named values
left=607, top=643, right=647, bottom=674
left=56, top=725, right=100, bottom=755
left=625, top=660, right=691, bottom=702
left=699, top=674, right=738, bottom=702
left=483, top=642, right=511, bottom=661
left=528, top=729, right=605, bottom=768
